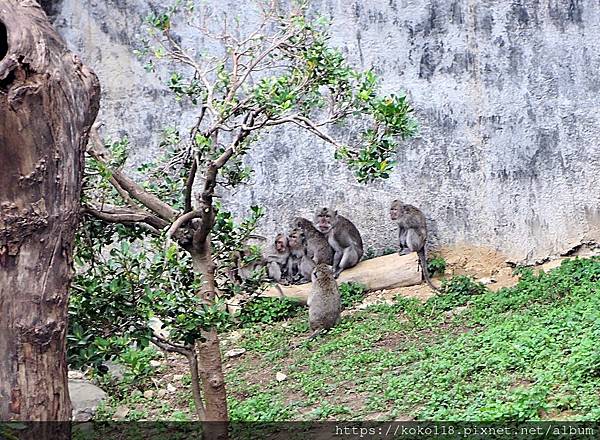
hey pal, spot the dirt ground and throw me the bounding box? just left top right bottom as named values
left=350, top=243, right=600, bottom=310
left=435, top=245, right=520, bottom=289
left=348, top=245, right=520, bottom=311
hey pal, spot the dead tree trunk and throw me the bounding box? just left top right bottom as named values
left=261, top=252, right=423, bottom=302
left=0, top=0, right=100, bottom=433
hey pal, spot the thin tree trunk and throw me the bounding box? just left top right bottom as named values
left=0, top=0, right=100, bottom=436
left=197, top=328, right=228, bottom=439
left=186, top=350, right=207, bottom=420
left=191, top=237, right=229, bottom=440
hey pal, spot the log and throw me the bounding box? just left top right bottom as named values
left=261, top=252, right=422, bottom=303
left=0, top=0, right=100, bottom=435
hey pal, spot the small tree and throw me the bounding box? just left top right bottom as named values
left=81, top=0, right=416, bottom=435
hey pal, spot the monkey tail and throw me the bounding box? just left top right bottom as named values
left=307, top=329, right=324, bottom=341
left=291, top=329, right=323, bottom=350
left=417, top=249, right=440, bottom=292
left=275, top=283, right=285, bottom=298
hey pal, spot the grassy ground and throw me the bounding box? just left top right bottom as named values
left=96, top=257, right=600, bottom=422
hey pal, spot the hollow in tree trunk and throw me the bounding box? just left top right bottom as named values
left=0, top=1, right=100, bottom=437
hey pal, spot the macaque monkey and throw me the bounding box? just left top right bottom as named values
left=290, top=217, right=334, bottom=265
left=313, top=207, right=363, bottom=278
left=263, top=233, right=290, bottom=284
left=287, top=227, right=316, bottom=283
left=307, top=263, right=341, bottom=339
left=231, top=246, right=265, bottom=284
left=389, top=200, right=439, bottom=291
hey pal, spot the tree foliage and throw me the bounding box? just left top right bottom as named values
left=72, top=0, right=418, bottom=423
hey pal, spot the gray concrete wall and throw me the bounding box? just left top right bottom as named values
left=49, top=0, right=600, bottom=263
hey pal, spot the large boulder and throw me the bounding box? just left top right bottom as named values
left=69, top=378, right=107, bottom=422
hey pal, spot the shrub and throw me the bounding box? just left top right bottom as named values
left=427, top=256, right=447, bottom=276
left=426, top=275, right=487, bottom=311
left=118, top=346, right=161, bottom=387
left=237, top=297, right=303, bottom=326
left=339, top=282, right=367, bottom=309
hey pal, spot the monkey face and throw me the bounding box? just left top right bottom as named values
left=314, top=208, right=335, bottom=233
left=274, top=235, right=288, bottom=253
left=390, top=200, right=402, bottom=220
left=288, top=229, right=305, bottom=249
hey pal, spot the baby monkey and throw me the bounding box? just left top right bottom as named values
left=263, top=233, right=290, bottom=284
left=389, top=200, right=439, bottom=291
left=287, top=227, right=316, bottom=283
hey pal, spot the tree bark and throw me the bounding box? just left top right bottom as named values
left=191, top=239, right=229, bottom=440
left=0, top=0, right=100, bottom=434
left=196, top=328, right=228, bottom=439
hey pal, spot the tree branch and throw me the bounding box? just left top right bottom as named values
left=149, top=330, right=206, bottom=420
left=88, top=128, right=178, bottom=221
left=241, top=113, right=343, bottom=148
left=150, top=335, right=191, bottom=356
left=184, top=156, right=198, bottom=213
left=166, top=209, right=203, bottom=242
left=82, top=204, right=168, bottom=231
left=189, top=105, right=207, bottom=145
left=163, top=32, right=217, bottom=118
left=224, top=29, right=296, bottom=103
left=194, top=115, right=254, bottom=246
left=291, top=115, right=343, bottom=147
left=186, top=350, right=207, bottom=420
left=111, top=171, right=177, bottom=221
left=107, top=175, right=137, bottom=206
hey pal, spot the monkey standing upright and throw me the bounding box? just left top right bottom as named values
left=290, top=216, right=334, bottom=265
left=389, top=200, right=439, bottom=291
left=307, top=263, right=341, bottom=339
left=313, top=207, right=363, bottom=278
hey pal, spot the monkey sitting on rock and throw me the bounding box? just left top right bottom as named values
left=290, top=217, right=334, bottom=265
left=263, top=233, right=291, bottom=284
left=389, top=199, right=439, bottom=291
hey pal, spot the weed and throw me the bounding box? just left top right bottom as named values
left=426, top=275, right=487, bottom=311
left=427, top=255, right=447, bottom=276
left=339, top=282, right=367, bottom=308
left=237, top=297, right=303, bottom=326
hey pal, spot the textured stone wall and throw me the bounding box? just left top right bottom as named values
left=50, top=0, right=600, bottom=263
